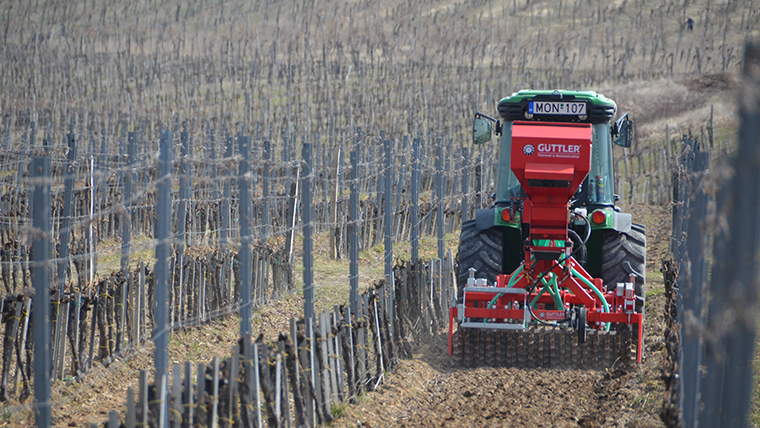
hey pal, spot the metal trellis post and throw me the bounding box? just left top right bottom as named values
left=303, top=140, right=315, bottom=322
left=239, top=136, right=253, bottom=335
left=154, top=130, right=173, bottom=427
left=32, top=153, right=51, bottom=428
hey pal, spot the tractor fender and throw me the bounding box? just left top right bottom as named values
left=475, top=209, right=496, bottom=230
left=610, top=211, right=632, bottom=233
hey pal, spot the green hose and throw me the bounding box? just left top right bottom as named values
left=549, top=276, right=565, bottom=310
left=529, top=282, right=549, bottom=307
left=487, top=293, right=503, bottom=310
left=486, top=263, right=526, bottom=309
left=480, top=244, right=610, bottom=330
left=570, top=267, right=611, bottom=331
left=528, top=275, right=564, bottom=310
left=507, top=264, right=525, bottom=288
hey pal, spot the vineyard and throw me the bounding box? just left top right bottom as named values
left=0, top=0, right=756, bottom=427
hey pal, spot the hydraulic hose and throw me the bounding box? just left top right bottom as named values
left=551, top=275, right=565, bottom=311
left=530, top=276, right=563, bottom=309
left=507, top=264, right=525, bottom=288
left=479, top=237, right=612, bottom=332
left=529, top=282, right=549, bottom=307
left=569, top=266, right=611, bottom=331
left=573, top=211, right=592, bottom=244
left=486, top=261, right=528, bottom=309
left=527, top=304, right=565, bottom=327
left=568, top=229, right=587, bottom=265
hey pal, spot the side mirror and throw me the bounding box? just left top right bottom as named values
left=613, top=114, right=633, bottom=148
left=473, top=115, right=493, bottom=145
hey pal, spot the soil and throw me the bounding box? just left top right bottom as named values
left=332, top=294, right=667, bottom=428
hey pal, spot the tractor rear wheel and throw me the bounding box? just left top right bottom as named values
left=457, top=220, right=503, bottom=298
left=601, top=223, right=646, bottom=312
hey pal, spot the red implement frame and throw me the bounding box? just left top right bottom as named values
left=449, top=121, right=644, bottom=363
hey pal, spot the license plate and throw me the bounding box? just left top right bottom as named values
left=528, top=101, right=587, bottom=115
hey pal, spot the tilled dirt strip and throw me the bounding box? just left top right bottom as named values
left=334, top=334, right=665, bottom=428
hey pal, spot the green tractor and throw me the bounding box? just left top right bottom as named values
left=452, top=89, right=646, bottom=367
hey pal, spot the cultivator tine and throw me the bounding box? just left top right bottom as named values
left=549, top=330, right=558, bottom=370
left=549, top=329, right=562, bottom=369
left=496, top=331, right=503, bottom=367
left=501, top=330, right=514, bottom=367
left=602, top=332, right=613, bottom=367
left=530, top=327, right=544, bottom=368
left=589, top=331, right=598, bottom=369
left=555, top=330, right=566, bottom=369
left=485, top=330, right=496, bottom=366
left=569, top=331, right=579, bottom=369
left=527, top=330, right=536, bottom=367
left=619, top=328, right=634, bottom=369
left=464, top=330, right=478, bottom=368
left=515, top=332, right=526, bottom=369
left=452, top=330, right=464, bottom=365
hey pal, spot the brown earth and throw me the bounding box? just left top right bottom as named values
left=331, top=333, right=665, bottom=428
left=332, top=291, right=667, bottom=428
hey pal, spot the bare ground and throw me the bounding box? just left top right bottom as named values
left=331, top=293, right=667, bottom=428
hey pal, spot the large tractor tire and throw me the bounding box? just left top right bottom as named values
left=457, top=219, right=503, bottom=299
left=601, top=223, right=646, bottom=312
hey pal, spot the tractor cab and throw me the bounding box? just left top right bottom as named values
left=473, top=89, right=632, bottom=212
